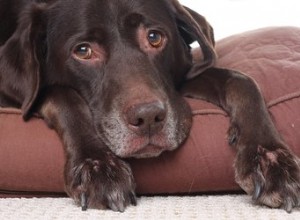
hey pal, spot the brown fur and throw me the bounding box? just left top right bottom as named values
left=0, top=0, right=299, bottom=212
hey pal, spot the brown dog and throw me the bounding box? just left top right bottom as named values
left=0, top=0, right=299, bottom=212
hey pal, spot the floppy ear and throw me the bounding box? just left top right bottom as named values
left=166, top=0, right=217, bottom=79
left=0, top=4, right=47, bottom=120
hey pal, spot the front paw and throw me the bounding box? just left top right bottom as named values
left=235, top=146, right=300, bottom=212
left=65, top=151, right=136, bottom=212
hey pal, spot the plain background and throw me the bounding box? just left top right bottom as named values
left=179, top=0, right=300, bottom=40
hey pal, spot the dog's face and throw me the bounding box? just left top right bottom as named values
left=6, top=0, right=216, bottom=158
left=43, top=0, right=193, bottom=158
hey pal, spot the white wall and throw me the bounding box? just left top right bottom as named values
left=179, top=0, right=300, bottom=39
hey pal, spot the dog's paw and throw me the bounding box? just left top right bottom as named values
left=65, top=151, right=136, bottom=212
left=227, top=124, right=240, bottom=146
left=235, top=146, right=300, bottom=212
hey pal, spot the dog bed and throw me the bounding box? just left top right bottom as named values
left=1, top=26, right=300, bottom=197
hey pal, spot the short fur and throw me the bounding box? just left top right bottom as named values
left=0, top=0, right=299, bottom=212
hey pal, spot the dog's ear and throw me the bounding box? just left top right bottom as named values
left=0, top=4, right=47, bottom=120
left=166, top=0, right=217, bottom=79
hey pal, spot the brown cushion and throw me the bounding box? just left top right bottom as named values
left=1, top=27, right=300, bottom=196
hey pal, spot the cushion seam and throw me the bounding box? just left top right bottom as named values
left=267, top=91, right=300, bottom=108
left=191, top=92, right=300, bottom=116
left=191, top=109, right=227, bottom=116
left=1, top=91, right=300, bottom=118
left=0, top=108, right=22, bottom=115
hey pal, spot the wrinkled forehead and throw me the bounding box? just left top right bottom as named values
left=47, top=0, right=175, bottom=41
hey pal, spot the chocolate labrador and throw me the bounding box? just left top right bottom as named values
left=0, top=0, right=299, bottom=213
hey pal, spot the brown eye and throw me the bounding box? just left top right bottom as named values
left=147, top=30, right=163, bottom=48
left=74, top=43, right=93, bottom=59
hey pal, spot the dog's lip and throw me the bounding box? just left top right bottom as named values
left=131, top=144, right=166, bottom=158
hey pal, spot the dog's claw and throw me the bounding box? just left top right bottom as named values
left=284, top=197, right=293, bottom=213
left=106, top=191, right=136, bottom=212
left=252, top=165, right=264, bottom=200
left=109, top=200, right=125, bottom=213
left=253, top=183, right=261, bottom=200
left=130, top=192, right=137, bottom=206
left=227, top=125, right=239, bottom=146
left=228, top=135, right=237, bottom=146
left=81, top=192, right=88, bottom=211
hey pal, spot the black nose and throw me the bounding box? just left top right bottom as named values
left=125, top=101, right=167, bottom=136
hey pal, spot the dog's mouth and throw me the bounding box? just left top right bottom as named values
left=117, top=134, right=175, bottom=158
left=131, top=144, right=166, bottom=158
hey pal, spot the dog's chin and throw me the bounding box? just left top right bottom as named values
left=130, top=144, right=166, bottom=158
left=114, top=143, right=172, bottom=159
left=110, top=134, right=182, bottom=158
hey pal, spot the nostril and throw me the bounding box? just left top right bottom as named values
left=125, top=101, right=167, bottom=134
left=155, top=116, right=161, bottom=123
left=155, top=112, right=166, bottom=123
left=133, top=118, right=144, bottom=127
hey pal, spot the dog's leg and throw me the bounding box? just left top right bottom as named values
left=36, top=86, right=136, bottom=212
left=181, top=67, right=300, bottom=212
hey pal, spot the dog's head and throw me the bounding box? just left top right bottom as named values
left=3, top=0, right=216, bottom=158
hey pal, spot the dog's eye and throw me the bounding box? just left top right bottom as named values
left=147, top=30, right=164, bottom=48
left=73, top=43, right=93, bottom=60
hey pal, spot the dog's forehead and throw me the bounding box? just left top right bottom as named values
left=50, top=0, right=173, bottom=27
left=47, top=0, right=177, bottom=49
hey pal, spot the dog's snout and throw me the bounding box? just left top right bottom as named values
left=125, top=101, right=166, bottom=136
